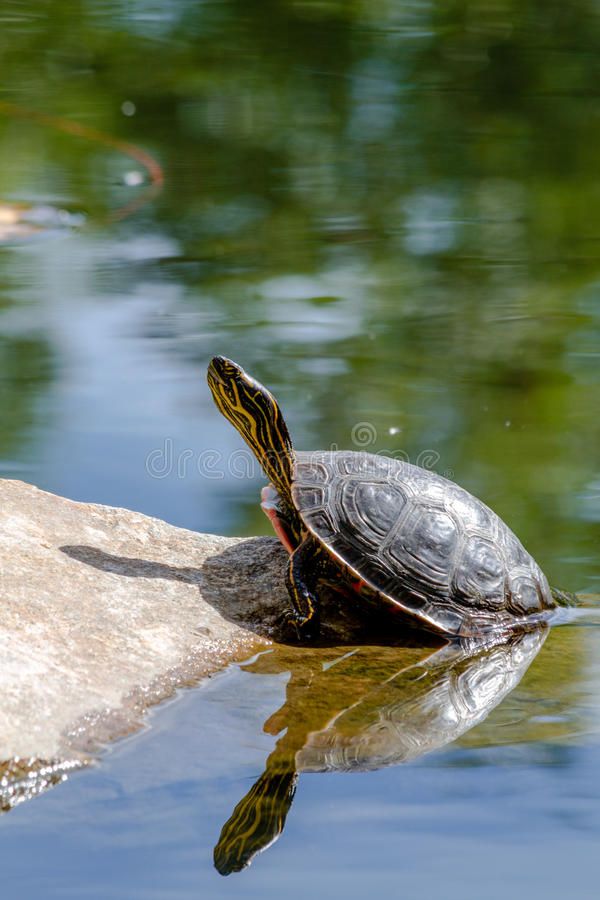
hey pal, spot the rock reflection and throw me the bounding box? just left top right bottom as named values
left=0, top=758, right=84, bottom=813
left=214, top=629, right=548, bottom=875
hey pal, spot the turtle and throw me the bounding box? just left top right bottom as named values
left=207, top=355, right=566, bottom=641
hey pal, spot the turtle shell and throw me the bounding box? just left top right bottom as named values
left=291, top=450, right=554, bottom=636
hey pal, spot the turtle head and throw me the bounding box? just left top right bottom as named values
left=207, top=356, right=294, bottom=497
left=207, top=356, right=247, bottom=406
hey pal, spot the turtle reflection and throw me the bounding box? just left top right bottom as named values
left=214, top=628, right=547, bottom=875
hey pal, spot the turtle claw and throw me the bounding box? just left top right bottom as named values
left=276, top=609, right=320, bottom=643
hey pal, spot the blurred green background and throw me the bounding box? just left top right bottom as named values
left=1, top=0, right=599, bottom=600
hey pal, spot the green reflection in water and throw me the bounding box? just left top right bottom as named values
left=0, top=336, right=53, bottom=463
left=0, top=1, right=598, bottom=573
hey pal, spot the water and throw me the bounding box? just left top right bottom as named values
left=1, top=0, right=600, bottom=895
left=2, top=623, right=600, bottom=898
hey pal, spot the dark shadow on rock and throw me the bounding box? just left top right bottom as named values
left=60, top=538, right=284, bottom=639
left=59, top=539, right=440, bottom=646
left=60, top=544, right=206, bottom=584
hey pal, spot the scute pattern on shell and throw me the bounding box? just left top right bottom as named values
left=292, top=451, right=554, bottom=636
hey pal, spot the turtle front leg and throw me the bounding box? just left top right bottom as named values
left=284, top=534, right=326, bottom=641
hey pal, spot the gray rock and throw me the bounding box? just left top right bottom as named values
left=0, top=478, right=291, bottom=763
